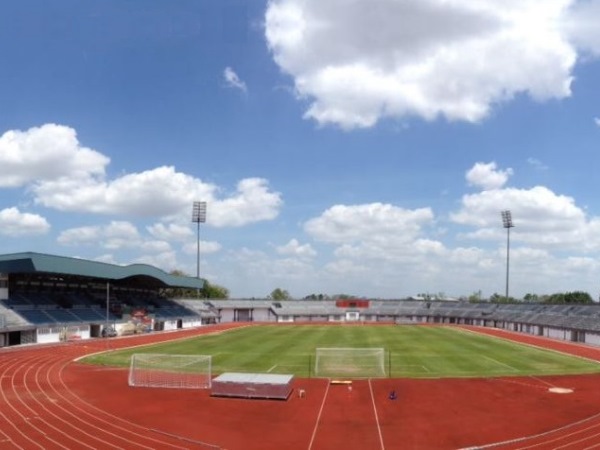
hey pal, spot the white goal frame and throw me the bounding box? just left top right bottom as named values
left=128, top=353, right=212, bottom=389
left=314, top=347, right=387, bottom=378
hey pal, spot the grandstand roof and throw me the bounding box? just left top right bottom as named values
left=0, top=252, right=204, bottom=289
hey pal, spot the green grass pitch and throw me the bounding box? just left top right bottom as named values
left=82, top=325, right=600, bottom=378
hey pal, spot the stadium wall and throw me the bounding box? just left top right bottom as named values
left=163, top=320, right=181, bottom=331
left=37, top=325, right=89, bottom=343
left=183, top=318, right=202, bottom=328
left=217, top=306, right=274, bottom=322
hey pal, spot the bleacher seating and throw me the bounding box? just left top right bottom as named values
left=44, top=309, right=79, bottom=323
left=71, top=308, right=108, bottom=321
left=17, top=309, right=55, bottom=325
left=0, top=303, right=30, bottom=328
left=5, top=289, right=600, bottom=336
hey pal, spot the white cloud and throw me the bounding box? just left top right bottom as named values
left=276, top=239, right=316, bottom=258
left=58, top=221, right=142, bottom=249
left=466, top=162, right=513, bottom=190
left=34, top=168, right=282, bottom=226
left=182, top=241, right=222, bottom=255
left=223, top=67, right=247, bottom=92
left=58, top=221, right=180, bottom=268
left=301, top=203, right=445, bottom=294
left=131, top=251, right=180, bottom=273
left=527, top=157, right=549, bottom=170
left=563, top=0, right=600, bottom=56
left=209, top=178, right=283, bottom=227
left=214, top=247, right=319, bottom=297
left=1, top=124, right=283, bottom=228
left=450, top=185, right=600, bottom=252
left=147, top=222, right=193, bottom=242
left=0, top=124, right=109, bottom=187
left=304, top=203, right=434, bottom=245
left=137, top=240, right=172, bottom=254
left=0, top=207, right=50, bottom=236
left=265, top=0, right=579, bottom=128
left=594, top=117, right=600, bottom=127
left=33, top=166, right=215, bottom=216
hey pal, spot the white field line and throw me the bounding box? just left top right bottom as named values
left=399, top=364, right=430, bottom=373
left=274, top=364, right=306, bottom=369
left=482, top=355, right=519, bottom=373
left=400, top=358, right=514, bottom=377
left=307, top=381, right=330, bottom=450
left=528, top=375, right=562, bottom=388
left=267, top=364, right=277, bottom=373
left=368, top=379, right=386, bottom=450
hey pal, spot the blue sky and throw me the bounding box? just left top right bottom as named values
left=1, top=0, right=600, bottom=299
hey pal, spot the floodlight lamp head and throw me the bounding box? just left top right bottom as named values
left=501, top=210, right=514, bottom=228
left=192, top=201, right=207, bottom=223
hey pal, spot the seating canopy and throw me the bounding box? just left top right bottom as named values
left=0, top=252, right=203, bottom=289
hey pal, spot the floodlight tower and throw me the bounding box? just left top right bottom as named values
left=105, top=281, right=109, bottom=335
left=501, top=210, right=514, bottom=301
left=192, top=202, right=207, bottom=285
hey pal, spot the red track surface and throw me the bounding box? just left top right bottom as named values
left=3, top=324, right=600, bottom=449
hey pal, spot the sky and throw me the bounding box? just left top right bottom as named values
left=1, top=0, right=600, bottom=300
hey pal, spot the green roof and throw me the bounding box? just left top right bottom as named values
left=0, top=252, right=204, bottom=289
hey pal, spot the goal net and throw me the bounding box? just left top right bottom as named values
left=314, top=348, right=387, bottom=378
left=128, top=353, right=212, bottom=389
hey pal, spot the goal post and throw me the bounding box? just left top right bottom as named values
left=314, top=348, right=387, bottom=378
left=128, top=353, right=212, bottom=389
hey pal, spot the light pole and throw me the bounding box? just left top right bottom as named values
left=192, top=201, right=207, bottom=295
left=105, top=281, right=110, bottom=337
left=501, top=210, right=514, bottom=301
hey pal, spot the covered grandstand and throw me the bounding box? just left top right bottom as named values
left=3, top=252, right=600, bottom=349
left=0, top=252, right=205, bottom=346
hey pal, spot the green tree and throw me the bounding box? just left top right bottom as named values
left=490, top=293, right=517, bottom=303
left=467, top=291, right=482, bottom=303
left=545, top=291, right=593, bottom=304
left=164, top=271, right=229, bottom=299
left=164, top=270, right=195, bottom=298
left=564, top=291, right=593, bottom=304
left=201, top=281, right=229, bottom=299
left=546, top=293, right=565, bottom=304
left=269, top=288, right=291, bottom=300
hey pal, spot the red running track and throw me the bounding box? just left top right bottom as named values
left=3, top=324, right=600, bottom=449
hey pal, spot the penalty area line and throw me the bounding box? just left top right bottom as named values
left=482, top=355, right=519, bottom=372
